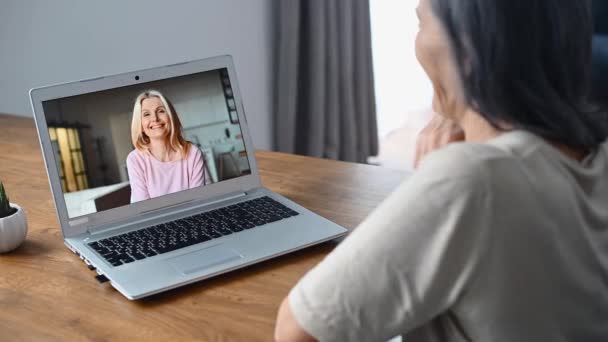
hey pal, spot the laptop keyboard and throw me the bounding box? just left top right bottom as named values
left=87, top=196, right=299, bottom=267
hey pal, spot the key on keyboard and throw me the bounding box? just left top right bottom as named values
left=88, top=196, right=299, bottom=267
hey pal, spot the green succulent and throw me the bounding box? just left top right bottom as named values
left=0, top=182, right=17, bottom=218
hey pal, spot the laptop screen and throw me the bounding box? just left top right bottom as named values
left=42, top=68, right=252, bottom=219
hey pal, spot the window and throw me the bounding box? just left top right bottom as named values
left=49, top=126, right=89, bottom=192
left=370, top=1, right=434, bottom=169
left=370, top=0, right=433, bottom=138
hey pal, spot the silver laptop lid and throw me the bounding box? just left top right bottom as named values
left=30, top=55, right=261, bottom=238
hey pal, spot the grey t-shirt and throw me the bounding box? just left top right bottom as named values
left=289, top=131, right=608, bottom=342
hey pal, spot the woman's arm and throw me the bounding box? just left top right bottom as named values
left=126, top=151, right=150, bottom=202
left=189, top=146, right=209, bottom=187
left=275, top=298, right=316, bottom=342
left=275, top=145, right=493, bottom=341
left=202, top=162, right=212, bottom=185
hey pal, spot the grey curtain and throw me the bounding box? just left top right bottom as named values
left=274, top=0, right=378, bottom=163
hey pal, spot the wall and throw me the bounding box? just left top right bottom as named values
left=0, top=0, right=274, bottom=149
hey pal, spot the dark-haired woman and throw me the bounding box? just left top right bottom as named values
left=274, top=0, right=608, bottom=341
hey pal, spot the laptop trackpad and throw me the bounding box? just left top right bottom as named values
left=168, top=245, right=243, bottom=275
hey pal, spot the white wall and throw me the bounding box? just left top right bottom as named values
left=0, top=0, right=274, bottom=149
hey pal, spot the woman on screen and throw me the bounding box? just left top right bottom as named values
left=127, top=90, right=211, bottom=203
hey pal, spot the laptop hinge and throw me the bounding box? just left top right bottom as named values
left=87, top=192, right=247, bottom=236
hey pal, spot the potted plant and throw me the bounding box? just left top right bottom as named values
left=0, top=182, right=28, bottom=253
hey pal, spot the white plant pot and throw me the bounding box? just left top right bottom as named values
left=0, top=203, right=28, bottom=253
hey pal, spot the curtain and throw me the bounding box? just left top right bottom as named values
left=274, top=0, right=378, bottom=163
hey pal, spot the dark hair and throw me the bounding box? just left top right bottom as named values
left=430, top=0, right=608, bottom=149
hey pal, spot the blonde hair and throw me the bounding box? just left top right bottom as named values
left=131, top=90, right=190, bottom=159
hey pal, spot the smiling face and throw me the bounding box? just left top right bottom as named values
left=140, top=96, right=171, bottom=141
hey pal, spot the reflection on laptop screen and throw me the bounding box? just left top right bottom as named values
left=42, top=68, right=251, bottom=219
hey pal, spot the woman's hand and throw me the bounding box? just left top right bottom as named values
left=414, top=113, right=465, bottom=168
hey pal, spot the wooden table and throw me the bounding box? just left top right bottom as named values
left=0, top=114, right=407, bottom=341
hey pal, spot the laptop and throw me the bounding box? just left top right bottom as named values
left=29, top=55, right=348, bottom=300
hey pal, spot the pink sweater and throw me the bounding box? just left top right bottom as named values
left=126, top=146, right=211, bottom=203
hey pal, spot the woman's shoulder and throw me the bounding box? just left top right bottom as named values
left=186, top=143, right=203, bottom=160
left=420, top=142, right=510, bottom=180
left=127, top=149, right=148, bottom=165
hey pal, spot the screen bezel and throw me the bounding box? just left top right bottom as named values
left=30, top=55, right=261, bottom=238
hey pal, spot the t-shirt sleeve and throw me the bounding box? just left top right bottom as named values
left=197, top=148, right=213, bottom=185
left=126, top=152, right=150, bottom=203
left=203, top=162, right=212, bottom=185
left=189, top=147, right=205, bottom=188
left=288, top=146, right=493, bottom=341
